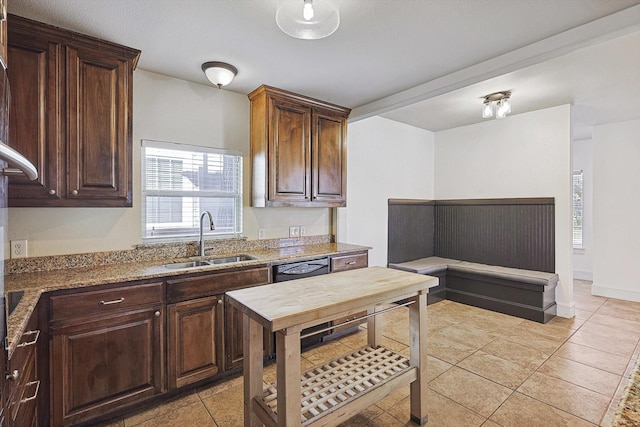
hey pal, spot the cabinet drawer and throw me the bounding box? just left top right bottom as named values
left=11, top=349, right=38, bottom=426
left=9, top=305, right=39, bottom=388
left=330, top=253, right=368, bottom=272
left=8, top=307, right=40, bottom=424
left=50, top=282, right=163, bottom=321
left=167, top=267, right=270, bottom=303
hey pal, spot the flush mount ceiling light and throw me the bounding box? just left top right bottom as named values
left=276, top=0, right=340, bottom=40
left=201, top=61, right=238, bottom=88
left=481, top=91, right=512, bottom=119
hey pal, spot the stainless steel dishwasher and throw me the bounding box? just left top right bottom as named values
left=273, top=257, right=330, bottom=346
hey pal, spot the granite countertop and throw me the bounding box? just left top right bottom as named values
left=4, top=242, right=369, bottom=356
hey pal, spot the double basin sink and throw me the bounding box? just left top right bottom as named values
left=163, top=254, right=256, bottom=270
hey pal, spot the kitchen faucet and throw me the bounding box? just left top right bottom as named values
left=199, top=211, right=215, bottom=256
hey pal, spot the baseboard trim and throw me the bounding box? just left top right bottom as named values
left=573, top=270, right=593, bottom=281
left=556, top=301, right=576, bottom=318
left=591, top=285, right=640, bottom=303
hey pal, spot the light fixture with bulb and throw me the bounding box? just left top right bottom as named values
left=276, top=0, right=340, bottom=40
left=481, top=91, right=512, bottom=119
left=201, top=61, right=238, bottom=88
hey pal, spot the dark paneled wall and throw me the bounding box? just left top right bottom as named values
left=388, top=198, right=555, bottom=272
left=387, top=200, right=435, bottom=264
left=434, top=199, right=555, bottom=272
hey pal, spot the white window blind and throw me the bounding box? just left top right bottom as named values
left=142, top=140, right=243, bottom=240
left=572, top=170, right=584, bottom=249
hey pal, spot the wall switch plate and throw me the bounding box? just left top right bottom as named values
left=300, top=226, right=306, bottom=236
left=289, top=226, right=300, bottom=238
left=11, top=239, right=27, bottom=259
left=258, top=229, right=266, bottom=240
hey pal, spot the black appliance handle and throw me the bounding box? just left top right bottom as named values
left=280, top=263, right=326, bottom=275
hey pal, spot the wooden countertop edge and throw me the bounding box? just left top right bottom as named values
left=226, top=267, right=439, bottom=332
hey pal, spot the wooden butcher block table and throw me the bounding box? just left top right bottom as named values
left=226, top=266, right=438, bottom=427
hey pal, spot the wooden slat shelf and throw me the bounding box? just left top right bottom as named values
left=255, top=346, right=417, bottom=427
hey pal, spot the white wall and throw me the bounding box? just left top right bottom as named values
left=434, top=105, right=574, bottom=317
left=572, top=138, right=593, bottom=280
left=337, top=116, right=435, bottom=267
left=592, top=119, right=640, bottom=301
left=6, top=70, right=331, bottom=257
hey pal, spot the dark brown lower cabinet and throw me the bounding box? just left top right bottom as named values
left=224, top=297, right=273, bottom=370
left=167, top=296, right=223, bottom=389
left=50, top=305, right=164, bottom=426
left=6, top=299, right=41, bottom=427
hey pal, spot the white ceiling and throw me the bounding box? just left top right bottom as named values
left=8, top=0, right=640, bottom=139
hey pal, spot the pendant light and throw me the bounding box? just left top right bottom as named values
left=276, top=0, right=340, bottom=40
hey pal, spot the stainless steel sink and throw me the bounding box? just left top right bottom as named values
left=206, top=255, right=256, bottom=264
left=163, top=260, right=212, bottom=269
left=163, top=255, right=256, bottom=270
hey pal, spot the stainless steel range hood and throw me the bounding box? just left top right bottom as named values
left=0, top=141, right=37, bottom=180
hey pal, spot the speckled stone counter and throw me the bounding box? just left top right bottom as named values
left=4, top=237, right=369, bottom=356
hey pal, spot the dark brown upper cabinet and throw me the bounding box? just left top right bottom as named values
left=0, top=0, right=7, bottom=67
left=249, top=85, right=350, bottom=208
left=7, top=14, right=140, bottom=207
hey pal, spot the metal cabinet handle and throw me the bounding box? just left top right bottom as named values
left=99, top=297, right=125, bottom=305
left=20, top=380, right=40, bottom=403
left=48, top=189, right=56, bottom=195
left=217, top=299, right=223, bottom=305
left=6, top=369, right=18, bottom=381
left=346, top=261, right=357, bottom=265
left=154, top=311, right=160, bottom=317
left=71, top=189, right=79, bottom=195
left=16, top=330, right=40, bottom=348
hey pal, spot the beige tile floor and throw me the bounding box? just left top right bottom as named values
left=99, top=280, right=640, bottom=427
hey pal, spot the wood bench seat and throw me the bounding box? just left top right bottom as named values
left=389, top=257, right=558, bottom=323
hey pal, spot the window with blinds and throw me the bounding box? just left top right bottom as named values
left=142, top=140, right=243, bottom=240
left=572, top=170, right=584, bottom=249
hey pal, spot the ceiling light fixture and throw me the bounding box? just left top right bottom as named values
left=201, top=61, right=238, bottom=88
left=276, top=0, right=340, bottom=40
left=481, top=91, right=512, bottom=119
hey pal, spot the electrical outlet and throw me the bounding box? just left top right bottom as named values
left=11, top=239, right=27, bottom=259
left=258, top=228, right=266, bottom=240
left=289, top=226, right=300, bottom=238
left=300, top=226, right=306, bottom=236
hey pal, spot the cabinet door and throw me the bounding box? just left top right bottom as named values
left=7, top=31, right=64, bottom=203
left=66, top=45, right=132, bottom=206
left=224, top=296, right=273, bottom=370
left=268, top=98, right=311, bottom=203
left=167, top=296, right=223, bottom=389
left=312, top=110, right=347, bottom=205
left=50, top=307, right=164, bottom=426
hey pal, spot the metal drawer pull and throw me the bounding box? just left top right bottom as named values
left=346, top=261, right=357, bottom=265
left=16, top=330, right=40, bottom=348
left=6, top=369, right=18, bottom=381
left=100, top=297, right=125, bottom=305
left=20, top=380, right=40, bottom=403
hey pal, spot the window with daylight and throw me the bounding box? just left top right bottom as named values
left=142, top=140, right=243, bottom=240
left=572, top=170, right=584, bottom=249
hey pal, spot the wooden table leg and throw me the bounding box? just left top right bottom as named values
left=409, top=292, right=428, bottom=425
left=243, top=314, right=264, bottom=427
left=367, top=306, right=383, bottom=348
left=276, top=329, right=301, bottom=427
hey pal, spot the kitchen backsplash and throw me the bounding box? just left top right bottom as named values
left=5, top=235, right=333, bottom=275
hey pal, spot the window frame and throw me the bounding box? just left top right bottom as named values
left=141, top=139, right=243, bottom=242
left=572, top=170, right=584, bottom=250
